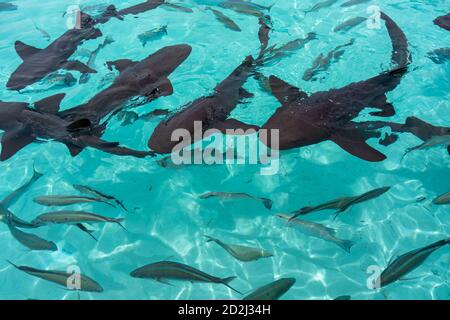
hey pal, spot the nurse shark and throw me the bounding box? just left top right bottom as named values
left=260, top=12, right=412, bottom=162
left=0, top=44, right=192, bottom=160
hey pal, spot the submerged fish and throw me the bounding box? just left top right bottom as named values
left=33, top=23, right=51, bottom=41
left=433, top=192, right=450, bottom=205
left=333, top=17, right=366, bottom=32
left=7, top=222, right=57, bottom=251
left=130, top=261, right=241, bottom=294
left=138, top=25, right=168, bottom=47
left=378, top=238, right=450, bottom=288
left=117, top=109, right=170, bottom=126
left=31, top=211, right=126, bottom=230
left=243, top=278, right=296, bottom=300
left=305, top=0, right=338, bottom=14
left=200, top=192, right=273, bottom=210
left=302, top=39, right=355, bottom=81
left=427, top=47, right=450, bottom=64
left=35, top=72, right=77, bottom=91
left=73, top=184, right=128, bottom=212
left=334, top=295, right=351, bottom=300
left=8, top=261, right=103, bottom=292
left=33, top=195, right=117, bottom=208
left=0, top=2, right=17, bottom=11
left=340, top=0, right=370, bottom=7
left=402, top=135, right=450, bottom=160
left=79, top=36, right=115, bottom=84
left=205, top=235, right=273, bottom=262
left=219, top=0, right=273, bottom=25
left=276, top=214, right=354, bottom=253
left=262, top=32, right=316, bottom=65
left=162, top=2, right=194, bottom=13
left=208, top=7, right=241, bottom=32
left=290, top=186, right=391, bottom=220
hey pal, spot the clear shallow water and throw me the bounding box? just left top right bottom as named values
left=0, top=0, right=449, bottom=300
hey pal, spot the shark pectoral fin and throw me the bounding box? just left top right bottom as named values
left=269, top=76, right=308, bottom=105
left=1, top=127, right=35, bottom=161
left=330, top=131, right=387, bottom=162
left=106, top=59, right=137, bottom=72
left=239, top=88, right=254, bottom=100
left=212, top=119, right=260, bottom=135
left=64, top=143, right=84, bottom=157
left=34, top=93, right=66, bottom=114
left=14, top=41, right=41, bottom=60
left=369, top=95, right=395, bottom=117
left=63, top=60, right=96, bottom=74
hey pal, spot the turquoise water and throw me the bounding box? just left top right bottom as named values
left=0, top=0, right=449, bottom=300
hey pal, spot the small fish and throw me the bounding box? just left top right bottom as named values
left=276, top=214, right=354, bottom=253
left=33, top=72, right=77, bottom=92
left=138, top=25, right=168, bottom=47
left=340, top=0, right=370, bottom=7
left=7, top=221, right=57, bottom=251
left=433, top=192, right=450, bottom=205
left=290, top=186, right=391, bottom=220
left=73, top=184, right=128, bottom=212
left=0, top=2, right=17, bottom=11
left=80, top=36, right=115, bottom=84
left=208, top=7, right=241, bottom=32
left=243, top=278, right=296, bottom=300
left=262, top=32, right=316, bottom=65
left=219, top=1, right=273, bottom=25
left=334, top=295, right=351, bottom=300
left=31, top=211, right=126, bottom=230
left=162, top=2, right=194, bottom=13
left=258, top=17, right=271, bottom=57
left=33, top=195, right=117, bottom=208
left=33, top=23, right=51, bottom=41
left=8, top=261, right=103, bottom=292
left=402, top=135, right=450, bottom=160
left=117, top=111, right=140, bottom=126
left=302, top=39, right=355, bottom=81
left=305, top=0, right=338, bottom=14
left=378, top=238, right=450, bottom=288
left=333, top=16, right=366, bottom=32
left=130, top=261, right=241, bottom=293
left=205, top=235, right=273, bottom=262
left=200, top=192, right=273, bottom=210
left=427, top=47, right=450, bottom=64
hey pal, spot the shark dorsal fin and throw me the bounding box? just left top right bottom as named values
left=34, top=93, right=66, bottom=114
left=269, top=76, right=308, bottom=105
left=106, top=59, right=137, bottom=73
left=15, top=41, right=41, bottom=60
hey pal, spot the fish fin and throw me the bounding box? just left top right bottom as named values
left=204, top=235, right=215, bottom=243
left=325, top=226, right=337, bottom=236
left=14, top=41, right=41, bottom=60
left=76, top=223, right=98, bottom=242
left=106, top=59, right=137, bottom=72
left=260, top=198, right=273, bottom=210
left=114, top=218, right=128, bottom=232
left=1, top=126, right=35, bottom=161
left=239, top=87, right=254, bottom=100
left=64, top=143, right=84, bottom=157
left=330, top=130, right=387, bottom=162
left=339, top=239, right=355, bottom=253
left=63, top=60, right=96, bottom=74
left=221, top=276, right=242, bottom=295
left=212, top=119, right=259, bottom=135
left=34, top=93, right=65, bottom=114
left=156, top=278, right=174, bottom=286
left=6, top=260, right=20, bottom=269
left=66, top=119, right=92, bottom=132
left=269, top=75, right=308, bottom=105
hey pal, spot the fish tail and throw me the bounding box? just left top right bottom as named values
left=261, top=198, right=273, bottom=210
left=338, top=239, right=355, bottom=253
left=288, top=213, right=300, bottom=222
left=299, top=206, right=314, bottom=215
left=102, top=200, right=117, bottom=209
left=116, top=200, right=129, bottom=212
left=204, top=235, right=215, bottom=243
left=114, top=218, right=128, bottom=232
left=221, top=276, right=242, bottom=295
left=6, top=260, right=19, bottom=269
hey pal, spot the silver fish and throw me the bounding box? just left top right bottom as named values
left=427, top=47, right=450, bottom=64
left=8, top=261, right=103, bottom=292
left=334, top=295, right=351, bottom=300
left=340, top=0, right=370, bottom=7
left=305, top=0, right=338, bottom=14
left=205, top=235, right=273, bottom=262
left=402, top=135, right=450, bottom=160
left=162, top=2, right=194, bottom=13
left=200, top=192, right=273, bottom=210
left=433, top=191, right=450, bottom=205
left=33, top=23, right=51, bottom=41
left=333, top=16, right=366, bottom=32
left=130, top=261, right=241, bottom=293
left=31, top=211, right=126, bottom=230
left=138, top=25, right=168, bottom=47
left=73, top=184, right=128, bottom=211
left=262, top=32, right=316, bottom=65
left=208, top=7, right=241, bottom=32
left=33, top=195, right=116, bottom=208
left=219, top=1, right=273, bottom=25
left=79, top=36, right=115, bottom=84
left=276, top=214, right=354, bottom=253
left=7, top=222, right=57, bottom=251
left=0, top=2, right=17, bottom=11
left=378, top=238, right=450, bottom=287
left=290, top=186, right=391, bottom=220
left=243, top=278, right=296, bottom=300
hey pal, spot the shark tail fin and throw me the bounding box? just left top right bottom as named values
left=380, top=12, right=410, bottom=68
left=221, top=276, right=242, bottom=295
left=402, top=117, right=450, bottom=141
